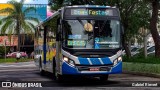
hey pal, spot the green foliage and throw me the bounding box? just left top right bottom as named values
left=123, top=51, right=160, bottom=73
left=123, top=56, right=160, bottom=64
left=108, top=0, right=150, bottom=41
left=123, top=62, right=160, bottom=74
left=50, top=0, right=107, bottom=10
left=0, top=58, right=32, bottom=63
left=107, top=0, right=151, bottom=58
left=94, top=0, right=107, bottom=5
left=0, top=46, right=10, bottom=58
left=51, top=0, right=64, bottom=10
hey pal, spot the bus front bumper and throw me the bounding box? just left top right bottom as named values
left=62, top=61, right=122, bottom=75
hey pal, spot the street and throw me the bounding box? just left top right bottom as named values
left=0, top=61, right=160, bottom=90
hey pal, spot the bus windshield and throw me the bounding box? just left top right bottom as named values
left=63, top=19, right=120, bottom=49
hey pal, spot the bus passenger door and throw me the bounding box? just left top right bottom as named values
left=46, top=28, right=56, bottom=72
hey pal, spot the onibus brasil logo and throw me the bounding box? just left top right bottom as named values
left=2, top=82, right=42, bottom=87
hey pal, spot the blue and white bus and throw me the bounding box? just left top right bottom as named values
left=34, top=5, right=123, bottom=82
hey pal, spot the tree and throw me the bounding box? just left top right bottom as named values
left=149, top=0, right=160, bottom=57
left=50, top=0, right=107, bottom=10
left=50, top=0, right=64, bottom=11
left=0, top=0, right=39, bottom=51
left=108, top=0, right=150, bottom=57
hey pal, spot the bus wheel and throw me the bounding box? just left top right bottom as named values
left=55, top=73, right=63, bottom=82
left=53, top=67, right=63, bottom=82
left=99, top=75, right=109, bottom=82
left=39, top=58, right=45, bottom=75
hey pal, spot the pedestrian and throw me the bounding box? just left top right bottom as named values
left=16, top=51, right=21, bottom=62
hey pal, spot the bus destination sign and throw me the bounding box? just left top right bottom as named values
left=71, top=9, right=113, bottom=16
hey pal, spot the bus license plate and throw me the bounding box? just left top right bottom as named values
left=89, top=67, right=99, bottom=71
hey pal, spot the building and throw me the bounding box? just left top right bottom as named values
left=0, top=0, right=48, bottom=55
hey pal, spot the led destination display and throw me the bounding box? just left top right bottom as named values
left=64, top=7, right=119, bottom=17
left=71, top=9, right=113, bottom=16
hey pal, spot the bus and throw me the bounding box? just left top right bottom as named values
left=34, top=5, right=123, bottom=82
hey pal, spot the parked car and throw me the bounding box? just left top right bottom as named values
left=6, top=52, right=28, bottom=58
left=132, top=45, right=155, bottom=56
left=122, top=46, right=140, bottom=56
left=130, top=47, right=140, bottom=56
left=122, top=45, right=156, bottom=56
left=147, top=46, right=155, bottom=55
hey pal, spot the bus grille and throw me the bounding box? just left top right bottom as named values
left=76, top=66, right=112, bottom=71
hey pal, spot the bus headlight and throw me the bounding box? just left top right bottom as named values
left=63, top=56, right=75, bottom=66
left=118, top=57, right=122, bottom=61
left=113, top=59, right=118, bottom=66
left=113, top=56, right=122, bottom=66
left=63, top=57, right=69, bottom=62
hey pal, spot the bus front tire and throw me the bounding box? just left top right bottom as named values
left=53, top=68, right=63, bottom=82
left=55, top=73, right=63, bottom=82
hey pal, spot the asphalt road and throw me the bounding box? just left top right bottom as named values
left=0, top=61, right=160, bottom=90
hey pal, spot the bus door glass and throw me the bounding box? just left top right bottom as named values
left=46, top=28, right=56, bottom=63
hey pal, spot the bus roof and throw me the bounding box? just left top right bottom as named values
left=65, top=5, right=116, bottom=8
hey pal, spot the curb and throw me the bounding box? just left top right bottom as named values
left=123, top=71, right=160, bottom=78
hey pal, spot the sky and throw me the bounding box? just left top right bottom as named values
left=0, top=0, right=48, bottom=4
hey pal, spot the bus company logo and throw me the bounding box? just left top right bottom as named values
left=2, top=82, right=11, bottom=87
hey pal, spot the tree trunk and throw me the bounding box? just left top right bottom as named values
left=128, top=40, right=131, bottom=52
left=150, top=0, right=160, bottom=57
left=122, top=34, right=131, bottom=58
left=141, top=27, right=148, bottom=58
left=144, top=34, right=147, bottom=58
left=16, top=19, right=21, bottom=51
left=18, top=33, right=21, bottom=51
left=122, top=21, right=131, bottom=58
